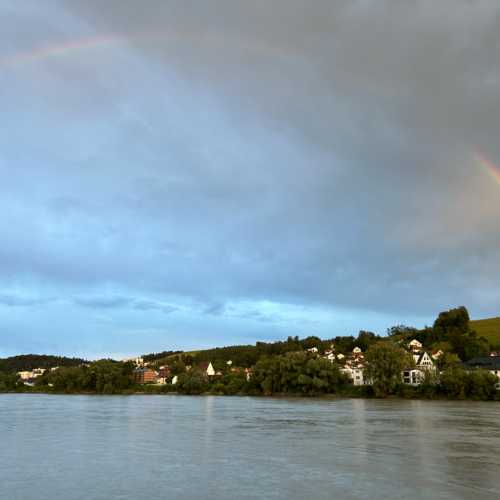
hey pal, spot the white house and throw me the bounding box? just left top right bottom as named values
left=17, top=368, right=46, bottom=381
left=402, top=369, right=425, bottom=386
left=206, top=362, right=216, bottom=377
left=402, top=352, right=436, bottom=386
left=171, top=375, right=178, bottom=385
left=408, top=339, right=423, bottom=352
left=17, top=371, right=34, bottom=381
left=122, top=356, right=144, bottom=367
left=340, top=366, right=366, bottom=386
left=414, top=352, right=435, bottom=371
left=325, top=353, right=336, bottom=362
left=307, top=347, right=319, bottom=354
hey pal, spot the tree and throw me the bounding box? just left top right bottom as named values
left=437, top=352, right=460, bottom=371
left=364, top=342, right=413, bottom=397
left=387, top=325, right=419, bottom=338
left=0, top=372, right=20, bottom=392
left=251, top=352, right=344, bottom=395
left=433, top=306, right=470, bottom=341
left=301, top=336, right=323, bottom=350
left=432, top=307, right=490, bottom=361
left=170, top=359, right=187, bottom=375
left=176, top=370, right=208, bottom=395
left=356, top=331, right=378, bottom=351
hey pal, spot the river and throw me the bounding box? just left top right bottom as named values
left=1, top=394, right=499, bottom=499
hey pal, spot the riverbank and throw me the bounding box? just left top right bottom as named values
left=2, top=385, right=499, bottom=401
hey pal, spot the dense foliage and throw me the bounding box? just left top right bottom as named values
left=37, top=360, right=135, bottom=394
left=0, top=372, right=21, bottom=391
left=250, top=352, right=346, bottom=395
left=364, top=342, right=414, bottom=397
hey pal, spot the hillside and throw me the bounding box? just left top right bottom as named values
left=0, top=354, right=87, bottom=373
left=471, top=317, right=500, bottom=348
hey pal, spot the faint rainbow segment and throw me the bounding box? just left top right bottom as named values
left=0, top=33, right=294, bottom=69
left=475, top=151, right=500, bottom=185
left=0, top=34, right=157, bottom=68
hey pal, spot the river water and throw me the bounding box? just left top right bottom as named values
left=1, top=394, right=499, bottom=499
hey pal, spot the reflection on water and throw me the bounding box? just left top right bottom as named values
left=0, top=395, right=499, bottom=500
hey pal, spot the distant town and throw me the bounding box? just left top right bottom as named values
left=2, top=307, right=500, bottom=399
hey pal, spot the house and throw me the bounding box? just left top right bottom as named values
left=244, top=368, right=253, bottom=381
left=17, top=371, right=34, bottom=381
left=325, top=352, right=336, bottom=362
left=432, top=350, right=444, bottom=360
left=414, top=351, right=435, bottom=371
left=17, top=368, right=46, bottom=382
left=339, top=348, right=367, bottom=385
left=133, top=367, right=158, bottom=384
left=307, top=347, right=319, bottom=354
left=156, top=366, right=171, bottom=385
left=402, top=369, right=425, bottom=386
left=402, top=352, right=435, bottom=386
left=158, top=366, right=170, bottom=378
left=464, top=356, right=500, bottom=380
left=123, top=357, right=144, bottom=367
left=336, top=353, right=345, bottom=360
left=171, top=375, right=178, bottom=385
left=198, top=362, right=216, bottom=377
left=340, top=366, right=366, bottom=386
left=408, top=339, right=423, bottom=353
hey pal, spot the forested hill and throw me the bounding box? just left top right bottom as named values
left=144, top=309, right=500, bottom=369
left=0, top=354, right=86, bottom=373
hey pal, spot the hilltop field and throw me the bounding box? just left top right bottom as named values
left=471, top=317, right=500, bottom=349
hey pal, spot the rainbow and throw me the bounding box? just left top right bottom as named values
left=0, top=33, right=182, bottom=68
left=0, top=32, right=296, bottom=70
left=475, top=151, right=500, bottom=186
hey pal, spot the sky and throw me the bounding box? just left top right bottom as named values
left=1, top=0, right=500, bottom=359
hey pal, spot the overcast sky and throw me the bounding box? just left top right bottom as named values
left=1, top=1, right=500, bottom=358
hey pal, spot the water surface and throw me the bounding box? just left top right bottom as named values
left=1, top=395, right=499, bottom=499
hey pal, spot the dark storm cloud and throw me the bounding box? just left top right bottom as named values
left=1, top=1, right=500, bottom=355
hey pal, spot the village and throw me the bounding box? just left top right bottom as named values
left=12, top=338, right=500, bottom=395
left=117, top=339, right=500, bottom=390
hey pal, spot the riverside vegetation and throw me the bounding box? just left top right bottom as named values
left=1, top=307, right=499, bottom=400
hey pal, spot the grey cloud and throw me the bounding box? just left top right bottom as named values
left=203, top=303, right=226, bottom=316
left=0, top=293, right=54, bottom=307
left=73, top=296, right=177, bottom=314
left=1, top=0, right=500, bottom=358
left=132, top=300, right=177, bottom=314
left=74, top=296, right=132, bottom=309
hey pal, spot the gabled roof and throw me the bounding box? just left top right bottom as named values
left=415, top=351, right=434, bottom=366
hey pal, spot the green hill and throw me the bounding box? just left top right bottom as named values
left=0, top=354, right=86, bottom=373
left=471, top=317, right=500, bottom=349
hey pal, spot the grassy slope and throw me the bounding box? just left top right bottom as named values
left=145, top=318, right=500, bottom=365
left=471, top=317, right=500, bottom=348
